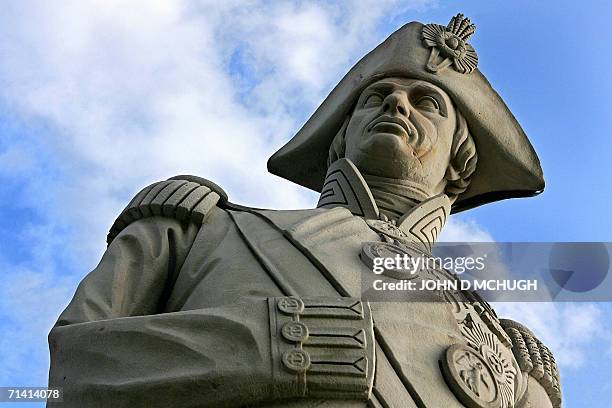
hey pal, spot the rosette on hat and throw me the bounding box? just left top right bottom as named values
left=268, top=13, right=545, bottom=213
left=422, top=13, right=478, bottom=74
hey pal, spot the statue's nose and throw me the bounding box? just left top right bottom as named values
left=382, top=91, right=409, bottom=117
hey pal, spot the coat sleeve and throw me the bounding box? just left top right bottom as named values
left=48, top=216, right=374, bottom=407
left=48, top=216, right=282, bottom=407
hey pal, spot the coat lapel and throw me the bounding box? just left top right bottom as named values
left=256, top=207, right=379, bottom=297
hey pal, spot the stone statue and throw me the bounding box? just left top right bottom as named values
left=48, top=14, right=561, bottom=408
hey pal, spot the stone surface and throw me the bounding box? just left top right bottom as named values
left=48, top=13, right=560, bottom=408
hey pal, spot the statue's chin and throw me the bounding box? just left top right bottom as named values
left=361, top=132, right=410, bottom=155
left=350, top=144, right=425, bottom=181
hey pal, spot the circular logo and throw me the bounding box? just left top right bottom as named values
left=281, top=322, right=309, bottom=343
left=282, top=349, right=311, bottom=373
left=277, top=297, right=304, bottom=314
left=441, top=344, right=501, bottom=408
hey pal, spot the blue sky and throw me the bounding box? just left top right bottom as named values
left=0, top=1, right=611, bottom=407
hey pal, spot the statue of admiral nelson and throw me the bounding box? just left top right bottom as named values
left=48, top=14, right=561, bottom=408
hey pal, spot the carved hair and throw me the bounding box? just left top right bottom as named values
left=326, top=115, right=349, bottom=166
left=327, top=109, right=477, bottom=204
left=444, top=111, right=477, bottom=203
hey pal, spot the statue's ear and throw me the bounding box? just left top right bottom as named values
left=326, top=115, right=351, bottom=168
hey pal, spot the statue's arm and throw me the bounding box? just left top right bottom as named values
left=49, top=216, right=291, bottom=407
left=55, top=216, right=199, bottom=324
left=49, top=180, right=374, bottom=406
left=500, top=319, right=562, bottom=408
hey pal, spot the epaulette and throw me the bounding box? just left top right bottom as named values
left=500, top=319, right=562, bottom=408
left=106, top=175, right=228, bottom=245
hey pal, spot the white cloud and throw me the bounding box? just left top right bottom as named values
left=439, top=217, right=494, bottom=242
left=0, top=267, right=74, bottom=384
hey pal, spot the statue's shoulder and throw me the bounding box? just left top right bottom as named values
left=106, top=175, right=228, bottom=245
left=500, top=318, right=562, bottom=408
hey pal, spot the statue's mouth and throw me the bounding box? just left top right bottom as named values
left=367, top=115, right=414, bottom=141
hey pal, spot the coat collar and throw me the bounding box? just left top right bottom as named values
left=317, top=158, right=450, bottom=252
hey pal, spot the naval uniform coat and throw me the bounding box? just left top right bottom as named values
left=48, top=167, right=560, bottom=408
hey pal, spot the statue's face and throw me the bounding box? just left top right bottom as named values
left=344, top=77, right=457, bottom=194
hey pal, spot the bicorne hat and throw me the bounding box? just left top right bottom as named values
left=267, top=14, right=544, bottom=213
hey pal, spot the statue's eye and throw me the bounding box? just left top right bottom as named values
left=363, top=94, right=383, bottom=108
left=415, top=96, right=440, bottom=112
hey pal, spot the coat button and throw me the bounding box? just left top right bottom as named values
left=277, top=297, right=304, bottom=314
left=282, top=349, right=311, bottom=373
left=282, top=322, right=309, bottom=343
